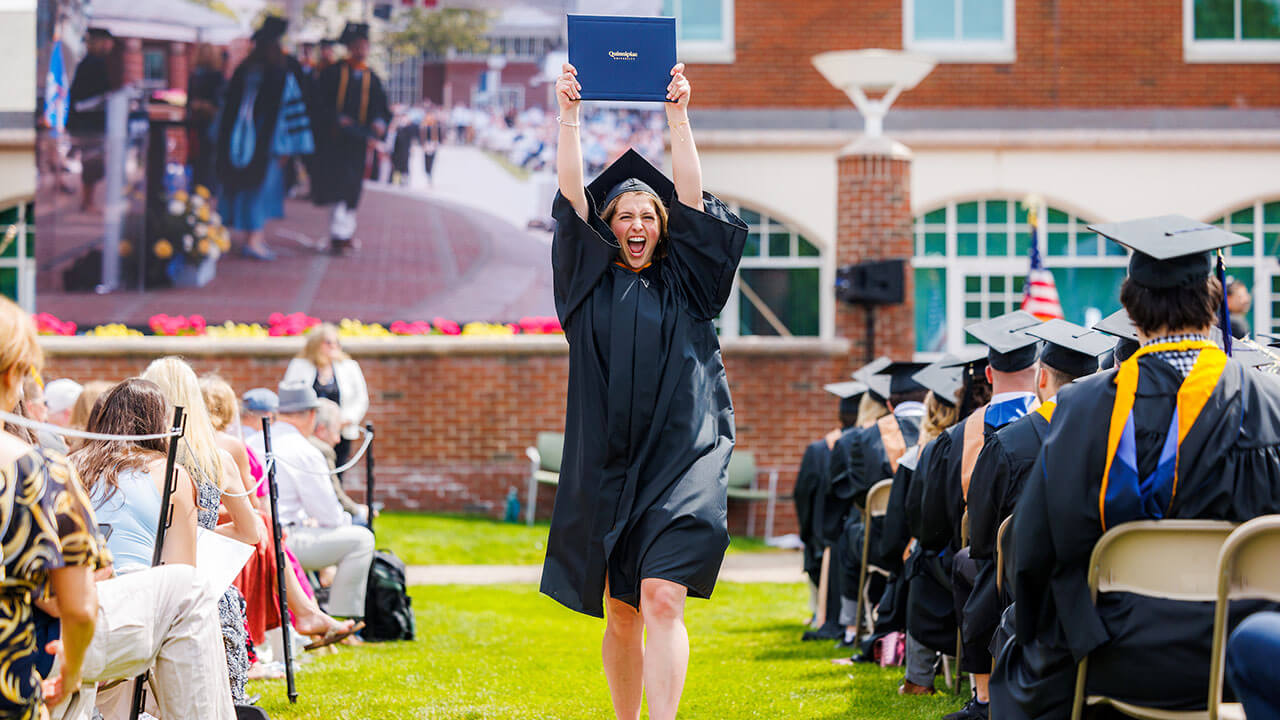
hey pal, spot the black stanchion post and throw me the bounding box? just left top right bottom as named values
left=131, top=406, right=184, bottom=720
left=364, top=423, right=375, bottom=539
left=262, top=416, right=298, bottom=704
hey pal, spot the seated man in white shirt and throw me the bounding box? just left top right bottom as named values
left=248, top=381, right=374, bottom=619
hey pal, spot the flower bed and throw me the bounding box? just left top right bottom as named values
left=35, top=312, right=563, bottom=338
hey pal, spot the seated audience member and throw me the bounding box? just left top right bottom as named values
left=43, top=378, right=82, bottom=429
left=142, top=358, right=261, bottom=705
left=66, top=380, right=112, bottom=452
left=240, top=387, right=277, bottom=444
left=284, top=324, right=369, bottom=478
left=0, top=298, right=103, bottom=718
left=1227, top=611, right=1280, bottom=720
left=311, top=398, right=368, bottom=523
left=21, top=374, right=69, bottom=454
left=201, top=376, right=356, bottom=649
left=248, top=382, right=374, bottom=620
left=991, top=218, right=1280, bottom=718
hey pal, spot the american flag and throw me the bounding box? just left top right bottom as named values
left=1021, top=202, right=1064, bottom=321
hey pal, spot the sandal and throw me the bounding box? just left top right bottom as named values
left=303, top=620, right=365, bottom=651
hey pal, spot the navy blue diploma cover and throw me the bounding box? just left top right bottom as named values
left=567, top=14, right=676, bottom=103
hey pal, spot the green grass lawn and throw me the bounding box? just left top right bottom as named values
left=375, top=512, right=777, bottom=565
left=250, top=582, right=966, bottom=719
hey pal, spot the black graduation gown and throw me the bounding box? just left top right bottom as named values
left=540, top=189, right=747, bottom=618
left=834, top=415, right=922, bottom=615
left=309, top=61, right=390, bottom=208
left=906, top=429, right=962, bottom=652
left=67, top=54, right=109, bottom=135
left=794, top=439, right=832, bottom=585
left=867, top=444, right=925, bottom=637
left=962, top=410, right=1050, bottom=669
left=991, top=360, right=1280, bottom=719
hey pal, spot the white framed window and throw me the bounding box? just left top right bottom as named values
left=715, top=201, right=829, bottom=339
left=662, top=0, right=735, bottom=64
left=1184, top=0, right=1280, bottom=62
left=0, top=203, right=36, bottom=312
left=912, top=198, right=1120, bottom=355
left=903, top=0, right=1016, bottom=63
left=1211, top=199, right=1280, bottom=335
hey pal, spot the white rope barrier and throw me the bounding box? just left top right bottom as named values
left=264, top=427, right=374, bottom=478
left=0, top=409, right=184, bottom=442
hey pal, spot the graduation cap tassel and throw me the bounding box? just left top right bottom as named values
left=1217, top=250, right=1232, bottom=356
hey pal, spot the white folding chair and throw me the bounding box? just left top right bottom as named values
left=1209, top=514, right=1280, bottom=720
left=1070, top=520, right=1237, bottom=720
left=853, top=478, right=894, bottom=645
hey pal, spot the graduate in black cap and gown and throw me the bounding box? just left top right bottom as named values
left=310, top=23, right=390, bottom=254
left=830, top=362, right=928, bottom=647
left=963, top=320, right=1110, bottom=697
left=1093, top=308, right=1143, bottom=370
left=804, top=358, right=893, bottom=641
left=67, top=27, right=115, bottom=213
left=991, top=215, right=1280, bottom=719
left=918, top=310, right=1043, bottom=720
left=541, top=62, right=746, bottom=720
left=795, top=381, right=866, bottom=627
left=835, top=358, right=963, bottom=679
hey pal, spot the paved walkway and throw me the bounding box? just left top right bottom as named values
left=35, top=176, right=555, bottom=326
left=405, top=551, right=805, bottom=586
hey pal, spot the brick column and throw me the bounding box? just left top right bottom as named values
left=835, top=139, right=916, bottom=373
left=121, top=38, right=144, bottom=87
left=167, top=42, right=189, bottom=91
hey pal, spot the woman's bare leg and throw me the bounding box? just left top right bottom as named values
left=602, top=581, right=644, bottom=720
left=639, top=578, right=689, bottom=720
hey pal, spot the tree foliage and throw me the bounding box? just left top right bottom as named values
left=385, top=8, right=492, bottom=58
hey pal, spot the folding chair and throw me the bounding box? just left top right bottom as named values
left=726, top=451, right=779, bottom=539
left=524, top=432, right=563, bottom=525
left=996, top=515, right=1013, bottom=596
left=1069, top=519, right=1237, bottom=720
left=852, top=478, right=893, bottom=645
left=1208, top=515, right=1280, bottom=720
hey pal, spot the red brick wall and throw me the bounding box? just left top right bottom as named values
left=41, top=340, right=852, bottom=537
left=690, top=0, right=1280, bottom=109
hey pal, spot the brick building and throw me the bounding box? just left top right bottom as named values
left=666, top=0, right=1280, bottom=359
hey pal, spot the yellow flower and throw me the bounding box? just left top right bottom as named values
left=197, top=206, right=211, bottom=222
left=195, top=185, right=211, bottom=199
left=216, top=235, right=231, bottom=252
left=198, top=240, right=211, bottom=255
left=174, top=190, right=189, bottom=204
left=154, top=240, right=173, bottom=259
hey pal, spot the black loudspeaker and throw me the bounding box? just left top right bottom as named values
left=836, top=259, right=906, bottom=305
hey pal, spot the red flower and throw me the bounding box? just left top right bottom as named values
left=33, top=313, right=76, bottom=336
left=431, top=317, right=461, bottom=335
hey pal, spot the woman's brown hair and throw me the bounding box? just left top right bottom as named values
left=919, top=391, right=961, bottom=445
left=299, top=323, right=349, bottom=367
left=67, top=380, right=114, bottom=452
left=71, top=378, right=170, bottom=502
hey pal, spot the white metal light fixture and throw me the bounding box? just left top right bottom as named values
left=811, top=49, right=936, bottom=150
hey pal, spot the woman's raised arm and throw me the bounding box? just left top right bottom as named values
left=555, top=63, right=589, bottom=220
left=666, top=63, right=703, bottom=212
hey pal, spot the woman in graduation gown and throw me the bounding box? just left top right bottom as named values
left=991, top=217, right=1280, bottom=719
left=540, top=63, right=747, bottom=720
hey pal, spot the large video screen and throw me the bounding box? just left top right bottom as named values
left=34, top=0, right=666, bottom=332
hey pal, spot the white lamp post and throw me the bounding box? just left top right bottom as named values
left=811, top=49, right=937, bottom=156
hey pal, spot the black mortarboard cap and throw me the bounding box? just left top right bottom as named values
left=319, top=38, right=336, bottom=47
left=937, top=346, right=989, bottom=371
left=339, top=22, right=371, bottom=45
left=1024, top=319, right=1113, bottom=377
left=825, top=381, right=868, bottom=416
left=252, top=15, right=288, bottom=44
left=964, top=311, right=1042, bottom=372
left=1229, top=343, right=1278, bottom=370
left=867, top=361, right=930, bottom=400
left=1093, top=309, right=1138, bottom=342
left=912, top=359, right=964, bottom=407
left=1088, top=215, right=1249, bottom=290
left=586, top=148, right=674, bottom=214
left=851, top=356, right=893, bottom=383
left=87, top=27, right=114, bottom=40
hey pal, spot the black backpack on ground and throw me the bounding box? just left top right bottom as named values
left=363, top=549, right=415, bottom=641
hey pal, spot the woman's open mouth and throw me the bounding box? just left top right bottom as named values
left=627, top=238, right=646, bottom=257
